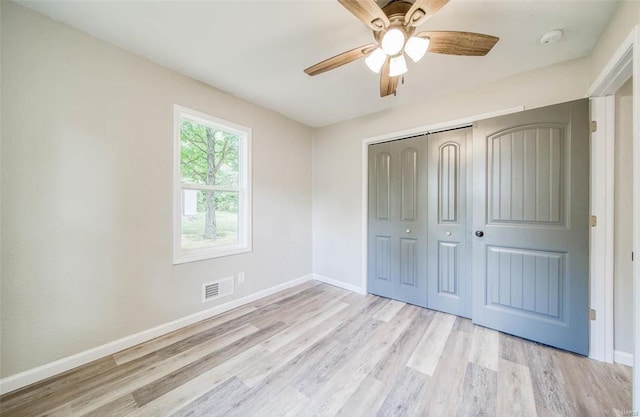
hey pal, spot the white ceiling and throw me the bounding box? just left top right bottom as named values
left=19, top=0, right=618, bottom=127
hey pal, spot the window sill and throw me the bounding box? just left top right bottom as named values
left=173, top=245, right=251, bottom=265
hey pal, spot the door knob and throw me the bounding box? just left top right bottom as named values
left=446, top=231, right=452, bottom=236
left=475, top=230, right=484, bottom=237
left=405, top=229, right=411, bottom=234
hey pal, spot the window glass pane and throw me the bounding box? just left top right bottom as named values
left=181, top=189, right=238, bottom=249
left=180, top=118, right=239, bottom=187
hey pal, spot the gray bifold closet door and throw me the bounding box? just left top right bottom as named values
left=367, top=129, right=471, bottom=313
left=427, top=128, right=472, bottom=318
left=472, top=99, right=590, bottom=355
left=367, top=135, right=428, bottom=307
left=367, top=98, right=589, bottom=355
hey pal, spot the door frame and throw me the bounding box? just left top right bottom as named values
left=587, top=24, right=640, bottom=410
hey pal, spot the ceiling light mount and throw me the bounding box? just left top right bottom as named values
left=540, top=29, right=563, bottom=45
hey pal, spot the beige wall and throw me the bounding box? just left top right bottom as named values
left=312, top=57, right=591, bottom=286
left=614, top=78, right=634, bottom=355
left=0, top=2, right=312, bottom=377
left=589, top=1, right=640, bottom=84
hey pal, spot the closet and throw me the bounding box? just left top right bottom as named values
left=367, top=99, right=589, bottom=355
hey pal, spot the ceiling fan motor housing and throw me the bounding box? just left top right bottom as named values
left=374, top=0, right=416, bottom=44
left=382, top=0, right=413, bottom=20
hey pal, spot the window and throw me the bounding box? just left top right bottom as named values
left=173, top=105, right=251, bottom=264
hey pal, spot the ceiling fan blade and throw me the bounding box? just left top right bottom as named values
left=380, top=58, right=399, bottom=97
left=417, top=31, right=499, bottom=56
left=338, top=0, right=390, bottom=31
left=304, top=43, right=377, bottom=76
left=405, top=0, right=449, bottom=27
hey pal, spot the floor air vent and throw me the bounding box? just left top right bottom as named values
left=202, top=277, right=234, bottom=302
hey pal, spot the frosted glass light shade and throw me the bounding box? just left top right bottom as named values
left=405, top=36, right=429, bottom=62
left=365, top=48, right=387, bottom=73
left=389, top=55, right=408, bottom=77
left=381, top=29, right=405, bottom=56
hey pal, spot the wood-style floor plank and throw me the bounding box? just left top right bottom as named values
left=80, top=394, right=138, bottom=417
left=250, top=280, right=320, bottom=308
left=128, top=345, right=268, bottom=417
left=373, top=299, right=406, bottom=322
left=499, top=332, right=528, bottom=365
left=457, top=362, right=498, bottom=417
left=469, top=325, right=500, bottom=372
left=131, top=321, right=287, bottom=406
left=0, top=356, right=118, bottom=414
left=44, top=324, right=261, bottom=417
left=299, top=305, right=420, bottom=417
left=292, top=316, right=383, bottom=397
left=112, top=304, right=258, bottom=365
left=497, top=358, right=537, bottom=417
left=169, top=376, right=250, bottom=417
left=420, top=318, right=471, bottom=417
left=371, top=307, right=435, bottom=383
left=335, top=375, right=387, bottom=417
left=0, top=281, right=631, bottom=417
left=523, top=341, right=576, bottom=416
left=376, top=367, right=430, bottom=417
left=260, top=299, right=348, bottom=353
left=407, top=311, right=456, bottom=376
left=241, top=386, right=309, bottom=417
left=238, top=302, right=352, bottom=387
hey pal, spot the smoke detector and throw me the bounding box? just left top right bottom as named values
left=540, top=29, right=563, bottom=45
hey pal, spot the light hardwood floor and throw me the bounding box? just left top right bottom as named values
left=0, top=281, right=632, bottom=417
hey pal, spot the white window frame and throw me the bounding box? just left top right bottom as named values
left=173, top=105, right=252, bottom=264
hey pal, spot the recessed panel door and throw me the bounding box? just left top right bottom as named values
left=427, top=128, right=472, bottom=318
left=368, top=136, right=427, bottom=307
left=472, top=99, right=590, bottom=355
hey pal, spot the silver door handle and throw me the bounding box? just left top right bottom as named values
left=446, top=231, right=452, bottom=236
left=405, top=229, right=411, bottom=234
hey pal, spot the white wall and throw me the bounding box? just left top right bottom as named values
left=0, top=1, right=312, bottom=378
left=312, top=57, right=590, bottom=288
left=614, top=78, right=634, bottom=356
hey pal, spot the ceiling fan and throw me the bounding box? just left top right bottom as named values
left=304, top=0, right=499, bottom=97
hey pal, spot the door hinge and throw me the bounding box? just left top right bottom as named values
left=590, top=121, right=598, bottom=133
left=590, top=215, right=597, bottom=227
left=589, top=309, right=596, bottom=321
left=633, top=251, right=635, bottom=262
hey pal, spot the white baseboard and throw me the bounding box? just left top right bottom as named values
left=0, top=274, right=313, bottom=395
left=614, top=350, right=634, bottom=367
left=313, top=273, right=366, bottom=295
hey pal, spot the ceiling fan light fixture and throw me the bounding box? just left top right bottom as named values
left=304, top=0, right=500, bottom=98
left=381, top=28, right=406, bottom=56
left=404, top=36, right=429, bottom=62
left=365, top=48, right=387, bottom=73
left=389, top=55, right=408, bottom=77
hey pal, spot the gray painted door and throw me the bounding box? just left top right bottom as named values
left=427, top=128, right=472, bottom=318
left=472, top=99, right=590, bottom=355
left=368, top=136, right=427, bottom=307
